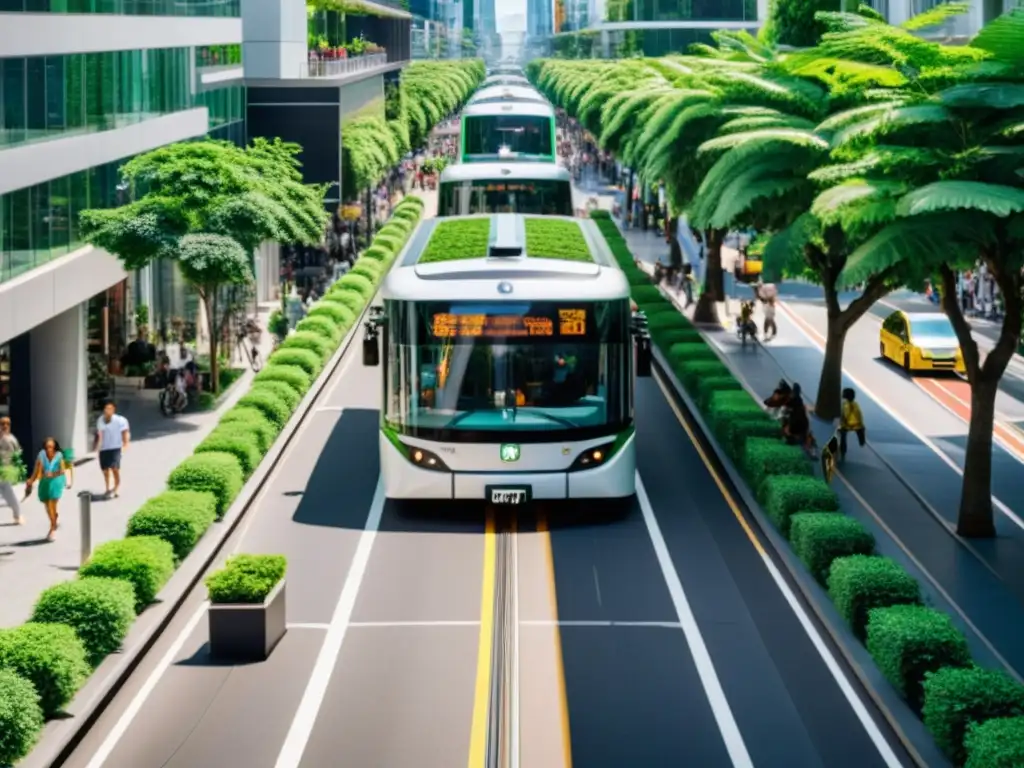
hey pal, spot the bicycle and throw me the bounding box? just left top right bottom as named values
left=235, top=317, right=263, bottom=372
left=820, top=430, right=841, bottom=484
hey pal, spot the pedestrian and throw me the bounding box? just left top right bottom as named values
left=763, top=296, right=778, bottom=341
left=0, top=416, right=24, bottom=524
left=839, top=387, right=866, bottom=459
left=25, top=437, right=72, bottom=542
left=94, top=400, right=130, bottom=499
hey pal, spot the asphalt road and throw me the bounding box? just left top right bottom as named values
left=59, top=319, right=912, bottom=768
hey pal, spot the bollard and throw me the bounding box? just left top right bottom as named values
left=79, top=491, right=92, bottom=565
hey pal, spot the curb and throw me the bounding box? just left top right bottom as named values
left=20, top=298, right=375, bottom=768
left=650, top=344, right=949, bottom=768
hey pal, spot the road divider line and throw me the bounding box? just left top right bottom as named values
left=83, top=603, right=208, bottom=768
left=634, top=473, right=754, bottom=768
left=510, top=520, right=521, bottom=768
left=467, top=509, right=497, bottom=768
left=918, top=378, right=1024, bottom=463
left=778, top=301, right=1024, bottom=532
left=652, top=376, right=905, bottom=767
left=274, top=479, right=385, bottom=768
left=537, top=514, right=573, bottom=768
left=348, top=620, right=481, bottom=628
left=288, top=623, right=331, bottom=630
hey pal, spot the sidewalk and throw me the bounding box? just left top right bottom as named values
left=640, top=260, right=1024, bottom=679
left=0, top=303, right=277, bottom=628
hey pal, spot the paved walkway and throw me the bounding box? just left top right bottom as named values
left=626, top=234, right=1024, bottom=679
left=0, top=303, right=276, bottom=627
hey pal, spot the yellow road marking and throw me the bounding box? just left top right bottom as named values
left=654, top=373, right=767, bottom=557
left=537, top=512, right=574, bottom=768
left=467, top=509, right=497, bottom=767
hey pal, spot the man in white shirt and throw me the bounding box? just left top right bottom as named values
left=94, top=400, right=130, bottom=500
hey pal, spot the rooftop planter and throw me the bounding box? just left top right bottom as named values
left=205, top=554, right=288, bottom=662
left=419, top=218, right=594, bottom=264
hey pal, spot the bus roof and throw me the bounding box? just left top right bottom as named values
left=468, top=85, right=547, bottom=106
left=439, top=162, right=571, bottom=183
left=461, top=101, right=555, bottom=119
left=382, top=215, right=629, bottom=303
left=482, top=75, right=530, bottom=87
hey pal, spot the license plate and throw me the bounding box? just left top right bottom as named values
left=489, top=487, right=529, bottom=505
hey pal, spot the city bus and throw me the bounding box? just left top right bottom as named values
left=482, top=74, right=531, bottom=88
left=468, top=84, right=548, bottom=106
left=362, top=213, right=650, bottom=503
left=488, top=64, right=524, bottom=76
left=460, top=101, right=557, bottom=163
left=437, top=162, right=573, bottom=217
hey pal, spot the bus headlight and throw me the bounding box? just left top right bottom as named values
left=408, top=446, right=450, bottom=472
left=568, top=442, right=615, bottom=472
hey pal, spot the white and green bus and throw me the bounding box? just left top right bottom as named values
left=437, top=162, right=573, bottom=217
left=363, top=214, right=650, bottom=504
left=467, top=84, right=548, bottom=107
left=459, top=101, right=557, bottom=164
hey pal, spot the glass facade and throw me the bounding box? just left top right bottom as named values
left=633, top=0, right=755, bottom=20
left=195, top=44, right=242, bottom=68
left=0, top=0, right=239, bottom=16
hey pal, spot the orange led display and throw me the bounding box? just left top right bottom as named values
left=432, top=312, right=585, bottom=338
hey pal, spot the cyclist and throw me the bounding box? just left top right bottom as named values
left=839, top=387, right=866, bottom=459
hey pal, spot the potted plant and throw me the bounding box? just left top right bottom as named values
left=268, top=309, right=289, bottom=344
left=205, top=554, right=287, bottom=661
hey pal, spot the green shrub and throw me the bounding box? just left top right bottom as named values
left=790, top=513, right=874, bottom=584
left=867, top=604, right=971, bottom=708
left=335, top=272, right=374, bottom=299
left=695, top=375, right=742, bottom=411
left=648, top=312, right=691, bottom=335
left=219, top=406, right=278, bottom=450
left=294, top=315, right=341, bottom=343
left=965, top=716, right=1024, bottom=768
left=195, top=426, right=263, bottom=476
left=349, top=262, right=381, bottom=283
left=653, top=327, right=702, bottom=349
left=31, top=577, right=136, bottom=666
left=251, top=380, right=301, bottom=411
left=167, top=452, right=244, bottom=518
left=279, top=330, right=334, bottom=360
left=205, top=554, right=288, bottom=604
left=378, top=223, right=408, bottom=241
left=669, top=342, right=717, bottom=371
left=707, top=392, right=765, bottom=438
left=127, top=490, right=218, bottom=562
left=326, top=286, right=367, bottom=314
left=923, top=666, right=1024, bottom=764
left=723, top=416, right=782, bottom=460
left=268, top=347, right=322, bottom=378
left=827, top=555, right=921, bottom=641
left=238, top=387, right=293, bottom=429
left=743, top=440, right=813, bottom=495
left=373, top=233, right=403, bottom=255
left=307, top=301, right=354, bottom=328
left=0, top=668, right=44, bottom=765
left=0, top=623, right=89, bottom=718
left=674, top=358, right=731, bottom=392
left=759, top=474, right=837, bottom=535
left=360, top=245, right=392, bottom=264
left=631, top=285, right=662, bottom=305
left=255, top=363, right=312, bottom=396
left=79, top=536, right=176, bottom=612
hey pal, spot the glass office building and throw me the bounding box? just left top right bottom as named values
left=0, top=0, right=239, bottom=16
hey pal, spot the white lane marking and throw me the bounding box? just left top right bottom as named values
left=274, top=479, right=385, bottom=768
left=316, top=406, right=345, bottom=412
left=288, top=623, right=331, bottom=630
left=635, top=473, right=754, bottom=768
left=592, top=566, right=603, bottom=608
left=84, top=604, right=208, bottom=768
left=778, top=302, right=1024, bottom=532
left=348, top=620, right=481, bottom=628
left=519, top=620, right=682, bottom=628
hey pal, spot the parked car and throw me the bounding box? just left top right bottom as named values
left=879, top=310, right=965, bottom=374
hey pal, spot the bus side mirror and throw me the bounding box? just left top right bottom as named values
left=362, top=322, right=380, bottom=367
left=636, top=336, right=652, bottom=378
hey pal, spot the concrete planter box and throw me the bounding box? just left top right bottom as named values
left=207, top=580, right=287, bottom=662
left=113, top=375, right=146, bottom=390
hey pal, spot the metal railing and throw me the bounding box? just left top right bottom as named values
left=301, top=53, right=388, bottom=78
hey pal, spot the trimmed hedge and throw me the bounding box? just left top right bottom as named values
left=195, top=426, right=263, bottom=476
left=79, top=537, right=176, bottom=612
left=676, top=359, right=731, bottom=392
left=205, top=554, right=288, bottom=604
left=867, top=604, right=971, bottom=709
left=759, top=474, right=839, bottom=535
left=965, top=716, right=1024, bottom=768
left=360, top=244, right=393, bottom=264
left=250, top=380, right=301, bottom=412
left=349, top=261, right=381, bottom=283
left=923, top=666, right=1024, bottom=764
left=695, top=375, right=742, bottom=411
left=828, top=555, right=921, bottom=641
left=0, top=668, right=44, bottom=766
left=167, top=452, right=244, bottom=518
left=255, top=364, right=312, bottom=397
left=220, top=406, right=278, bottom=451
left=744, top=439, right=813, bottom=495
left=279, top=329, right=335, bottom=361
left=790, top=513, right=874, bottom=584
left=294, top=315, right=341, bottom=343
left=126, top=490, right=218, bottom=562
left=267, top=347, right=322, bottom=378
left=306, top=301, right=354, bottom=328
left=0, top=623, right=89, bottom=718
left=722, top=416, right=782, bottom=461
left=238, top=387, right=292, bottom=429
left=31, top=578, right=136, bottom=667
left=335, top=272, right=374, bottom=299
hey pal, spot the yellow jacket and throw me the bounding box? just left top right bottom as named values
left=841, top=400, right=864, bottom=431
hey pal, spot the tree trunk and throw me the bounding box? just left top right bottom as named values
left=815, top=320, right=848, bottom=420
left=205, top=292, right=220, bottom=395
left=692, top=228, right=724, bottom=325
left=957, top=377, right=998, bottom=538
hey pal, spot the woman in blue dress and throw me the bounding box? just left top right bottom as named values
left=25, top=437, right=73, bottom=542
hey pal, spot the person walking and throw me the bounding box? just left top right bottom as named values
left=94, top=400, right=130, bottom=499
left=25, top=438, right=72, bottom=541
left=839, top=387, right=866, bottom=460
left=763, top=296, right=778, bottom=341
left=0, top=416, right=24, bottom=524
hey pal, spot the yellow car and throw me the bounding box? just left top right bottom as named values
left=879, top=311, right=966, bottom=374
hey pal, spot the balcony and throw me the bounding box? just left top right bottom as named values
left=301, top=52, right=389, bottom=78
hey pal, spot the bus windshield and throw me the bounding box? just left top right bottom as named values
left=462, top=115, right=553, bottom=159
left=438, top=179, right=573, bottom=216
left=384, top=300, right=632, bottom=442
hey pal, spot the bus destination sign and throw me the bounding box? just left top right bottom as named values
left=432, top=309, right=587, bottom=338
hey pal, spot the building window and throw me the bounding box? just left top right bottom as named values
left=0, top=0, right=239, bottom=16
